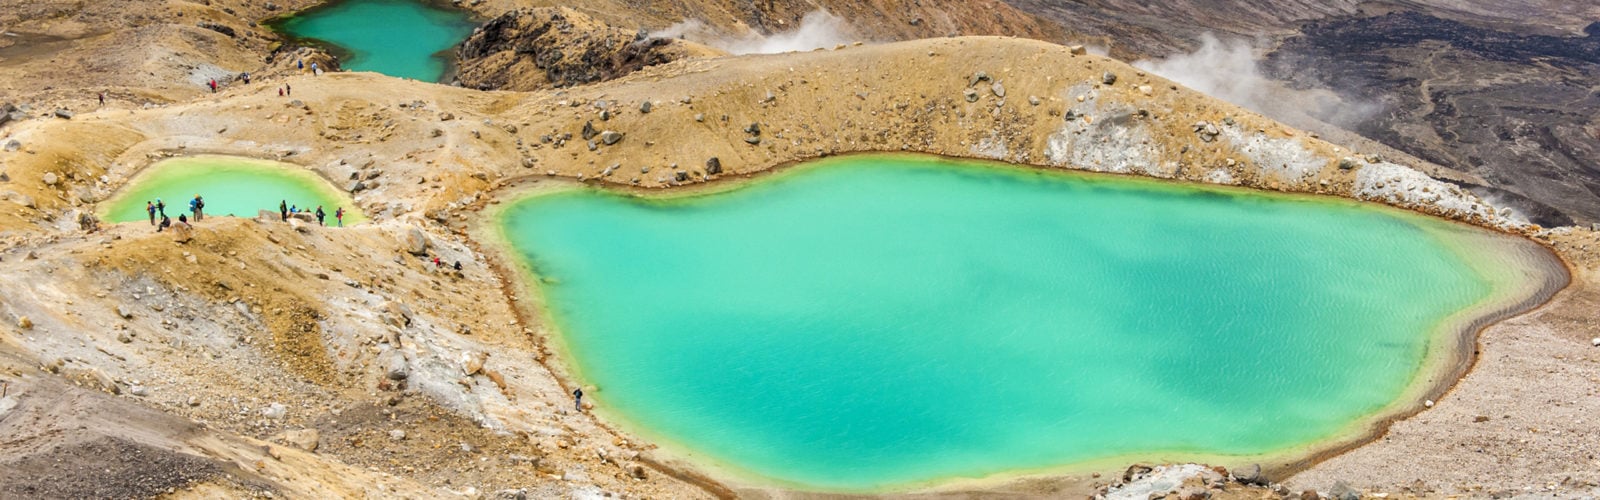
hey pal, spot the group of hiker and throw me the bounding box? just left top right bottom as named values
left=145, top=194, right=346, bottom=230
left=277, top=199, right=344, bottom=227
left=145, top=195, right=205, bottom=232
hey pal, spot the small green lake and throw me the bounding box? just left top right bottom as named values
left=101, top=156, right=363, bottom=225
left=494, top=154, right=1558, bottom=491
left=271, top=0, right=476, bottom=82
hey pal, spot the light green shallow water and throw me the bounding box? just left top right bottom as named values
left=101, top=156, right=363, bottom=225
left=497, top=154, right=1545, bottom=491
left=272, top=0, right=475, bottom=82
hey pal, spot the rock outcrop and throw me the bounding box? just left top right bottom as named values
left=455, top=7, right=724, bottom=91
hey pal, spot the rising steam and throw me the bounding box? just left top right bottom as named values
left=1133, top=33, right=1380, bottom=130
left=652, top=10, right=855, bottom=55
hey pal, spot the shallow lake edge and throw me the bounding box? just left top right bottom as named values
left=470, top=152, right=1574, bottom=494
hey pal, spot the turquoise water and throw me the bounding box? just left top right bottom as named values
left=101, top=156, right=363, bottom=224
left=498, top=155, right=1518, bottom=490
left=273, top=0, right=475, bottom=82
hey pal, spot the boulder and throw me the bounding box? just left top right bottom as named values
left=1067, top=45, right=1087, bottom=55
left=1234, top=463, right=1266, bottom=485
left=116, top=306, right=135, bottom=320
left=600, top=130, right=623, bottom=145
left=41, top=172, right=58, bottom=186
left=1591, top=337, right=1599, bottom=346
left=968, top=71, right=989, bottom=87
left=639, top=101, right=652, bottom=113
left=389, top=429, right=407, bottom=441
left=1338, top=157, right=1360, bottom=170
left=403, top=226, right=429, bottom=255
left=581, top=121, right=597, bottom=140
left=77, top=212, right=99, bottom=232
left=743, top=136, right=761, bottom=145
left=705, top=157, right=722, bottom=175
left=963, top=88, right=979, bottom=102
left=744, top=122, right=761, bottom=136
left=170, top=221, right=194, bottom=242
left=991, top=82, right=1005, bottom=97
left=261, top=402, right=287, bottom=420
left=674, top=171, right=688, bottom=182
left=462, top=351, right=487, bottom=376
left=2, top=139, right=18, bottom=152
left=18, top=316, right=33, bottom=329
left=378, top=349, right=409, bottom=381
left=1327, top=483, right=1360, bottom=500
left=282, top=428, right=320, bottom=451
left=347, top=181, right=367, bottom=193
left=1027, top=96, right=1041, bottom=106
left=1101, top=71, right=1118, bottom=85
left=383, top=301, right=415, bottom=327
left=53, top=109, right=74, bottom=119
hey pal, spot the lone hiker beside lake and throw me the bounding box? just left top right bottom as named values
left=190, top=194, right=205, bottom=221
left=573, top=388, right=584, bottom=411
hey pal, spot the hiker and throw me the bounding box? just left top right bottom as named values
left=155, top=198, right=166, bottom=217
left=241, top=72, right=250, bottom=84
left=190, top=194, right=205, bottom=221
left=289, top=204, right=299, bottom=214
left=297, top=59, right=304, bottom=70
left=146, top=201, right=157, bottom=225
left=98, top=92, right=105, bottom=106
left=431, top=256, right=442, bottom=268
left=573, top=388, right=583, bottom=411
left=157, top=214, right=171, bottom=232
left=334, top=207, right=344, bottom=227
left=278, top=87, right=284, bottom=97
left=279, top=200, right=288, bottom=221
left=310, top=62, right=319, bottom=75
left=285, top=83, right=292, bottom=96
left=452, top=261, right=461, bottom=271
left=314, top=206, right=325, bottom=226
left=178, top=214, right=187, bottom=224
left=208, top=79, right=217, bottom=93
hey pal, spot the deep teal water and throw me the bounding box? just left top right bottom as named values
left=274, top=0, right=475, bottom=82
left=498, top=155, right=1508, bottom=491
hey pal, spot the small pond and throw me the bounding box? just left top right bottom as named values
left=271, top=0, right=476, bottom=82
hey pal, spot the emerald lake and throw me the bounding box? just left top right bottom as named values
left=272, top=0, right=476, bottom=82
left=494, top=154, right=1558, bottom=491
left=101, top=156, right=363, bottom=225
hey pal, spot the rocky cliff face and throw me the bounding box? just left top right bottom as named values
left=454, top=7, right=723, bottom=91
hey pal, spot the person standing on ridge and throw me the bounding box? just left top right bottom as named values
left=573, top=388, right=584, bottom=411
left=314, top=206, right=326, bottom=226
left=98, top=92, right=105, bottom=106
left=146, top=201, right=157, bottom=225
left=285, top=83, right=291, bottom=96
left=279, top=200, right=289, bottom=222
left=334, top=207, right=345, bottom=227
left=155, top=199, right=166, bottom=218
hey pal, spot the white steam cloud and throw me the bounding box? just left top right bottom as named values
left=652, top=10, right=854, bottom=55
left=1133, top=33, right=1379, bottom=130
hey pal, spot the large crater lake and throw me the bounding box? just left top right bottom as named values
left=494, top=154, right=1561, bottom=491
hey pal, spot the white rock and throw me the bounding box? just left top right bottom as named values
left=1591, top=337, right=1599, bottom=347
left=389, top=429, right=407, bottom=441
left=262, top=402, right=287, bottom=420
left=1424, top=399, right=1435, bottom=408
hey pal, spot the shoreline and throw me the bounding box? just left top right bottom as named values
left=262, top=0, right=482, bottom=84
left=467, top=151, right=1575, bottom=495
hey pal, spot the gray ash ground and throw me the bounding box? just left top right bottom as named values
left=1266, top=11, right=1600, bottom=226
